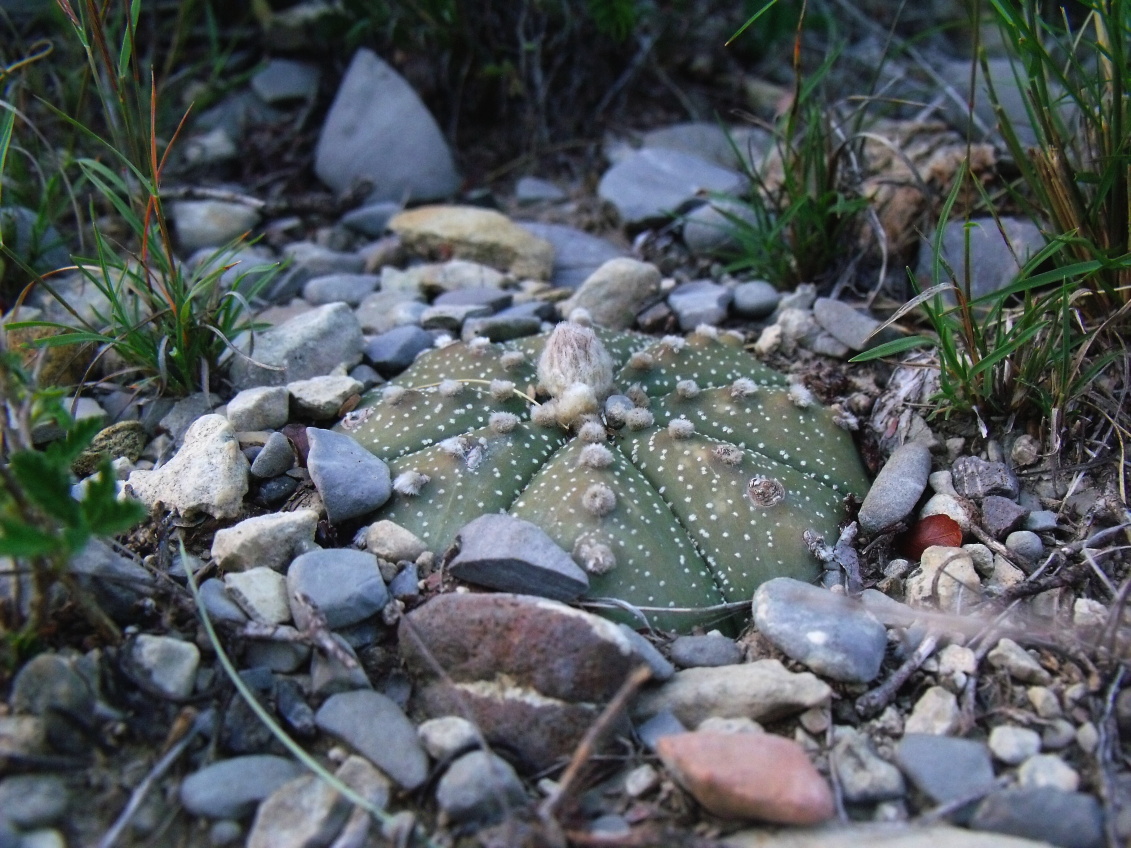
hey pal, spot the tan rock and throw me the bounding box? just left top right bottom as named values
left=632, top=660, right=831, bottom=727
left=561, top=257, right=661, bottom=330
left=657, top=731, right=834, bottom=824
left=726, top=822, right=1058, bottom=848
left=905, top=545, right=981, bottom=611
left=389, top=205, right=554, bottom=280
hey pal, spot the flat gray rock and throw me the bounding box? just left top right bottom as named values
left=314, top=49, right=459, bottom=203
left=667, top=279, right=733, bottom=331
left=315, top=690, right=429, bottom=790
left=286, top=548, right=388, bottom=630
left=733, top=280, right=780, bottom=318
left=305, top=428, right=392, bottom=523
left=301, top=273, right=380, bottom=306
left=971, top=787, right=1104, bottom=848
left=681, top=197, right=759, bottom=255
left=364, top=324, right=434, bottom=377
left=230, top=303, right=364, bottom=390
left=211, top=509, right=317, bottom=572
left=598, top=148, right=747, bottom=226
left=753, top=577, right=887, bottom=683
left=813, top=297, right=884, bottom=352
left=0, top=774, right=70, bottom=829
left=250, top=58, right=320, bottom=104
left=895, top=734, right=995, bottom=813
left=518, top=222, right=628, bottom=289
left=916, top=216, right=1045, bottom=302
left=857, top=441, right=932, bottom=534
left=268, top=242, right=366, bottom=302
left=448, top=514, right=589, bottom=601
left=435, top=750, right=527, bottom=825
left=669, top=634, right=744, bottom=668
left=249, top=431, right=296, bottom=479
left=179, top=755, right=303, bottom=819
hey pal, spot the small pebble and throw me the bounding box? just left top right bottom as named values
left=1005, top=530, right=1044, bottom=565
left=987, top=638, right=1052, bottom=685
left=1018, top=754, right=1080, bottom=791
left=988, top=725, right=1041, bottom=765
left=1028, top=686, right=1062, bottom=718
left=418, top=716, right=479, bottom=761
left=904, top=685, right=960, bottom=735
left=624, top=764, right=660, bottom=798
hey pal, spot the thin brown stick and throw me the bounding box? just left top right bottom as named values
left=856, top=630, right=940, bottom=717
left=540, top=665, right=652, bottom=821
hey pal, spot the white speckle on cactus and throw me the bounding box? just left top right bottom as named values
left=730, top=378, right=758, bottom=398
left=531, top=400, right=558, bottom=428
left=500, top=350, right=526, bottom=370
left=668, top=418, right=695, bottom=439
left=712, top=444, right=743, bottom=466
left=628, top=351, right=654, bottom=370
left=393, top=469, right=430, bottom=496
left=489, top=379, right=516, bottom=401
left=578, top=443, right=614, bottom=469
left=489, top=412, right=519, bottom=434
left=439, top=379, right=463, bottom=397
left=582, top=482, right=616, bottom=516
left=788, top=382, right=814, bottom=409
left=675, top=379, right=700, bottom=399
left=382, top=385, right=408, bottom=405
left=578, top=421, right=606, bottom=443
left=624, top=407, right=654, bottom=431
left=747, top=475, right=786, bottom=507
left=574, top=535, right=616, bottom=574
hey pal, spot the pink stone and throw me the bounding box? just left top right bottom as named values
left=656, top=731, right=835, bottom=824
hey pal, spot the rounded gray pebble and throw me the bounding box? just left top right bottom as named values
left=668, top=633, right=744, bottom=668
left=732, top=280, right=780, bottom=318
left=179, top=755, right=303, bottom=819
left=249, top=431, right=295, bottom=479
left=435, top=750, right=527, bottom=825
left=857, top=441, right=932, bottom=534
left=1005, top=530, right=1044, bottom=563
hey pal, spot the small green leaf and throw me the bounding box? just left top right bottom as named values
left=848, top=335, right=936, bottom=362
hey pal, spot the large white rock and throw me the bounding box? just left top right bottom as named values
left=126, top=414, right=248, bottom=520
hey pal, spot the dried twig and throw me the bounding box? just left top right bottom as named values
left=856, top=630, right=940, bottom=717
left=540, top=665, right=652, bottom=822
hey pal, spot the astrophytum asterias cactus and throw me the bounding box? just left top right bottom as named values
left=336, top=322, right=869, bottom=629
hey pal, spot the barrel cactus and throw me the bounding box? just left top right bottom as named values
left=336, top=321, right=869, bottom=630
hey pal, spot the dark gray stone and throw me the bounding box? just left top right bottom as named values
left=732, top=280, right=780, bottom=318
left=0, top=775, right=70, bottom=828
left=286, top=548, right=389, bottom=630
left=301, top=273, right=380, bottom=306
left=448, top=514, right=589, bottom=601
left=255, top=475, right=299, bottom=505
left=980, top=495, right=1029, bottom=538
left=433, top=287, right=514, bottom=311
left=364, top=324, right=434, bottom=377
left=952, top=455, right=1020, bottom=500
left=857, top=441, right=932, bottom=534
left=667, top=280, right=733, bottom=331
left=199, top=578, right=251, bottom=626
left=813, top=297, right=885, bottom=352
left=617, top=625, right=675, bottom=681
left=435, top=750, right=527, bottom=825
left=681, top=197, right=759, bottom=254
left=598, top=148, right=747, bottom=226
left=420, top=302, right=492, bottom=331
left=753, top=577, right=887, bottom=683
left=355, top=289, right=426, bottom=335
left=895, top=734, right=995, bottom=817
left=305, top=427, right=392, bottom=523
left=274, top=677, right=316, bottom=738
left=231, top=303, right=365, bottom=390
left=250, top=58, right=320, bottom=104
left=314, top=49, right=459, bottom=203
left=668, top=634, right=744, bottom=668
left=388, top=562, right=420, bottom=601
left=249, top=432, right=295, bottom=479
left=68, top=539, right=156, bottom=622
left=340, top=201, right=401, bottom=237
left=916, top=216, right=1045, bottom=303
left=635, top=709, right=687, bottom=752
left=972, top=787, right=1104, bottom=848
left=315, top=690, right=429, bottom=790
left=461, top=314, right=543, bottom=342
left=1005, top=530, right=1044, bottom=565
left=310, top=633, right=371, bottom=696
left=267, top=242, right=366, bottom=302
left=518, top=222, right=627, bottom=289
left=179, top=755, right=303, bottom=819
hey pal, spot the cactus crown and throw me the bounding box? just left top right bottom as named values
left=337, top=322, right=869, bottom=630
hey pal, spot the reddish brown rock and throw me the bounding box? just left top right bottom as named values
left=399, top=592, right=645, bottom=771
left=656, top=731, right=835, bottom=824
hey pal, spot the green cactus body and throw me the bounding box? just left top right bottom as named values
left=337, top=324, right=869, bottom=630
